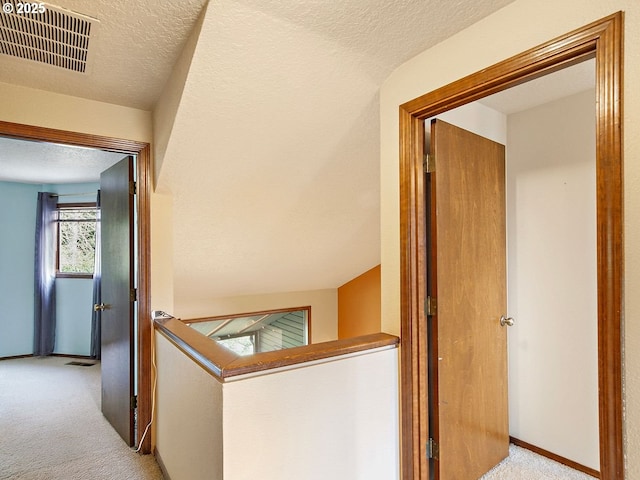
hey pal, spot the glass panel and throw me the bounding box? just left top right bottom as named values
left=186, top=309, right=309, bottom=355
left=217, top=335, right=255, bottom=356
left=58, top=207, right=97, bottom=274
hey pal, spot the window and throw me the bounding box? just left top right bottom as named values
left=186, top=307, right=311, bottom=356
left=56, top=203, right=97, bottom=278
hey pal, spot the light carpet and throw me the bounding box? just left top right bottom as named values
left=0, top=356, right=163, bottom=480
left=481, top=444, right=597, bottom=479
left=1, top=356, right=597, bottom=479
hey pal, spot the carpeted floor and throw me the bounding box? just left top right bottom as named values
left=481, top=444, right=597, bottom=479
left=1, top=356, right=597, bottom=479
left=0, top=356, right=163, bottom=480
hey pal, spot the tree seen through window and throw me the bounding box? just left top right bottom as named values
left=57, top=204, right=97, bottom=275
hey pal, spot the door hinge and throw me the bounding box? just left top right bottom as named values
left=131, top=395, right=137, bottom=410
left=129, top=181, right=137, bottom=195
left=427, top=438, right=439, bottom=460
left=130, top=288, right=137, bottom=302
left=425, top=296, right=437, bottom=316
left=423, top=154, right=435, bottom=173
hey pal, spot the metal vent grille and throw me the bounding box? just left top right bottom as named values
left=0, top=2, right=97, bottom=73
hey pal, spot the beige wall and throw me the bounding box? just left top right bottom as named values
left=380, top=0, right=640, bottom=475
left=506, top=89, right=599, bottom=469
left=152, top=2, right=207, bottom=188
left=0, top=81, right=152, bottom=142
left=150, top=192, right=175, bottom=313
left=224, top=345, right=400, bottom=479
left=338, top=265, right=381, bottom=339
left=156, top=332, right=400, bottom=480
left=155, top=334, right=223, bottom=480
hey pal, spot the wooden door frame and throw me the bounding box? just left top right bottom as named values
left=0, top=120, right=154, bottom=454
left=399, top=12, right=623, bottom=480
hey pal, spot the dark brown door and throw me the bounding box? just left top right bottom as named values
left=99, top=156, right=135, bottom=446
left=428, top=120, right=508, bottom=479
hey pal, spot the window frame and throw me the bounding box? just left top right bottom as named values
left=55, top=201, right=98, bottom=279
left=186, top=305, right=312, bottom=348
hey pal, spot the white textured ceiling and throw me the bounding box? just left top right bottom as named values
left=0, top=0, right=208, bottom=109
left=479, top=59, right=595, bottom=114
left=0, top=137, right=124, bottom=184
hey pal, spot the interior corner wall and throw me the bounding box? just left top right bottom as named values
left=506, top=89, right=598, bottom=469
left=338, top=265, right=381, bottom=339
left=0, top=181, right=39, bottom=356
left=174, top=288, right=338, bottom=343
left=152, top=1, right=207, bottom=187
left=0, top=182, right=99, bottom=358
left=380, top=0, right=639, bottom=475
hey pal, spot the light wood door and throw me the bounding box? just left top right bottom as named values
left=428, top=119, right=508, bottom=479
left=100, top=156, right=135, bottom=446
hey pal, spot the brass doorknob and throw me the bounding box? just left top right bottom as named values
left=94, top=303, right=111, bottom=311
left=500, top=315, right=515, bottom=327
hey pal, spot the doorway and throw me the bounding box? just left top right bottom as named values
left=0, top=120, right=154, bottom=453
left=399, top=13, right=623, bottom=480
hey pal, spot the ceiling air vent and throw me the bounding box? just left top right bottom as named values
left=0, top=1, right=99, bottom=73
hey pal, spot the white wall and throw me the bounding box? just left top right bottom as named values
left=155, top=333, right=399, bottom=480
left=507, top=89, right=598, bottom=468
left=223, top=347, right=399, bottom=480
left=380, top=1, right=640, bottom=475
left=431, top=101, right=507, bottom=145
left=430, top=92, right=598, bottom=468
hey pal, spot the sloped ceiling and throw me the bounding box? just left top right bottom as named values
left=156, top=0, right=517, bottom=302
left=0, top=0, right=519, bottom=302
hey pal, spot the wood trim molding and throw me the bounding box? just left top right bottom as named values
left=0, top=121, right=149, bottom=152
left=155, top=316, right=399, bottom=380
left=135, top=143, right=153, bottom=454
left=0, top=121, right=154, bottom=454
left=0, top=354, right=34, bottom=361
left=510, top=437, right=601, bottom=479
left=399, top=12, right=623, bottom=480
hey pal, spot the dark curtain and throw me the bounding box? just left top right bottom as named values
left=33, top=192, right=58, bottom=356
left=90, top=191, right=102, bottom=359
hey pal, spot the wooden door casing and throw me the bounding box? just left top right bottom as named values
left=0, top=120, right=153, bottom=453
left=399, top=13, right=623, bottom=480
